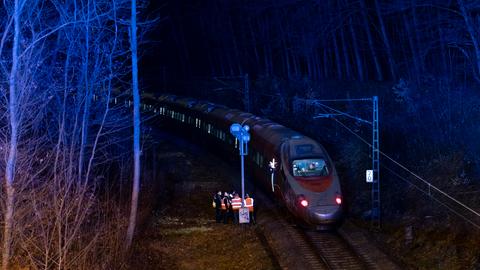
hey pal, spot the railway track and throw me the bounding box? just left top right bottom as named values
left=256, top=191, right=369, bottom=270
left=254, top=187, right=403, bottom=270
left=303, top=230, right=366, bottom=270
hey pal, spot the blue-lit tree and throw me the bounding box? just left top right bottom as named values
left=3, top=0, right=21, bottom=268
left=126, top=0, right=141, bottom=249
left=0, top=0, right=138, bottom=268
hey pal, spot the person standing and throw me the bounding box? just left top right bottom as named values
left=244, top=194, right=255, bottom=225
left=231, top=193, right=242, bottom=224
left=213, top=191, right=222, bottom=223
left=222, top=192, right=231, bottom=224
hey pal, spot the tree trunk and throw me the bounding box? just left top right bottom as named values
left=458, top=0, right=480, bottom=80
left=374, top=0, right=396, bottom=81
left=126, top=0, right=141, bottom=248
left=403, top=12, right=421, bottom=81
left=340, top=26, right=352, bottom=80
left=332, top=32, right=342, bottom=80
left=78, top=0, right=91, bottom=181
left=360, top=0, right=383, bottom=80
left=248, top=19, right=261, bottom=74
left=323, top=44, right=329, bottom=78
left=3, top=0, right=21, bottom=268
left=411, top=0, right=424, bottom=74
left=228, top=17, right=243, bottom=75
left=349, top=18, right=364, bottom=81
left=437, top=9, right=449, bottom=76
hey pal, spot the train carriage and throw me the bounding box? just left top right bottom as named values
left=150, top=94, right=343, bottom=228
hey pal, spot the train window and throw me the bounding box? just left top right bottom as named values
left=292, top=159, right=328, bottom=177
left=295, top=144, right=314, bottom=155
left=207, top=124, right=211, bottom=134
left=182, top=114, right=185, bottom=122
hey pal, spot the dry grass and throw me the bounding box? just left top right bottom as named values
left=128, top=148, right=276, bottom=270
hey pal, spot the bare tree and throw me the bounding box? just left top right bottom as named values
left=3, top=0, right=21, bottom=268
left=126, top=0, right=141, bottom=248
left=1, top=0, right=133, bottom=268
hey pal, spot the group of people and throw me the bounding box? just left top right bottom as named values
left=212, top=190, right=256, bottom=225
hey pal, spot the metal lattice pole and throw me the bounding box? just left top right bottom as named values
left=371, top=96, right=380, bottom=228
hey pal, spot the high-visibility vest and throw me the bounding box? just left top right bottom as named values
left=221, top=198, right=227, bottom=210
left=245, top=198, right=254, bottom=212
left=231, top=197, right=242, bottom=210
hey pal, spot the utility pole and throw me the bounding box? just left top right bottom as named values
left=309, top=96, right=380, bottom=228
left=371, top=96, right=380, bottom=229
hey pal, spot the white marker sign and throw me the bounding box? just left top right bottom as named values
left=239, top=207, right=250, bottom=224
left=366, top=169, right=373, bottom=183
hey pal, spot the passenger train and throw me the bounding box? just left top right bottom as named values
left=143, top=94, right=343, bottom=228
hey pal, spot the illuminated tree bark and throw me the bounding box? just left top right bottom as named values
left=3, top=0, right=21, bottom=268
left=340, top=25, right=352, bottom=80
left=457, top=0, right=480, bottom=81
left=360, top=0, right=383, bottom=81
left=374, top=0, right=396, bottom=81
left=126, top=0, right=141, bottom=248
left=332, top=31, right=342, bottom=80
left=349, top=18, right=364, bottom=81
left=78, top=0, right=92, bottom=182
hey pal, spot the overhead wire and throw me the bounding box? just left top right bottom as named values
left=381, top=164, right=480, bottom=229
left=314, top=100, right=480, bottom=223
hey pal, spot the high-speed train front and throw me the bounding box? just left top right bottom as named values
left=280, top=136, right=343, bottom=228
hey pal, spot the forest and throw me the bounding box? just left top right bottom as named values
left=1, top=0, right=480, bottom=269
left=155, top=0, right=480, bottom=197
left=155, top=0, right=480, bottom=259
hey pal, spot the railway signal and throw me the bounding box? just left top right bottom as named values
left=230, top=123, right=250, bottom=217
left=269, top=158, right=277, bottom=192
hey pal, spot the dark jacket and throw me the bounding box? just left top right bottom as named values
left=214, top=194, right=222, bottom=209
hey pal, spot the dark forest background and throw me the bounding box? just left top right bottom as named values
left=1, top=0, right=479, bottom=268
left=145, top=0, right=480, bottom=227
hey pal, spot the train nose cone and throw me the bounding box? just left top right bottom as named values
left=309, top=205, right=343, bottom=225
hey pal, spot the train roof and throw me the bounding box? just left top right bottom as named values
left=176, top=97, right=198, bottom=108
left=157, top=94, right=323, bottom=154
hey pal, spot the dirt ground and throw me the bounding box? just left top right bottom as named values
left=127, top=142, right=277, bottom=270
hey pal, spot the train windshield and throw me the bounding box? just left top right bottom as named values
left=292, top=159, right=329, bottom=177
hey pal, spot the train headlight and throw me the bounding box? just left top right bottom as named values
left=300, top=199, right=309, bottom=207
left=297, top=195, right=308, bottom=207
left=335, top=194, right=342, bottom=205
